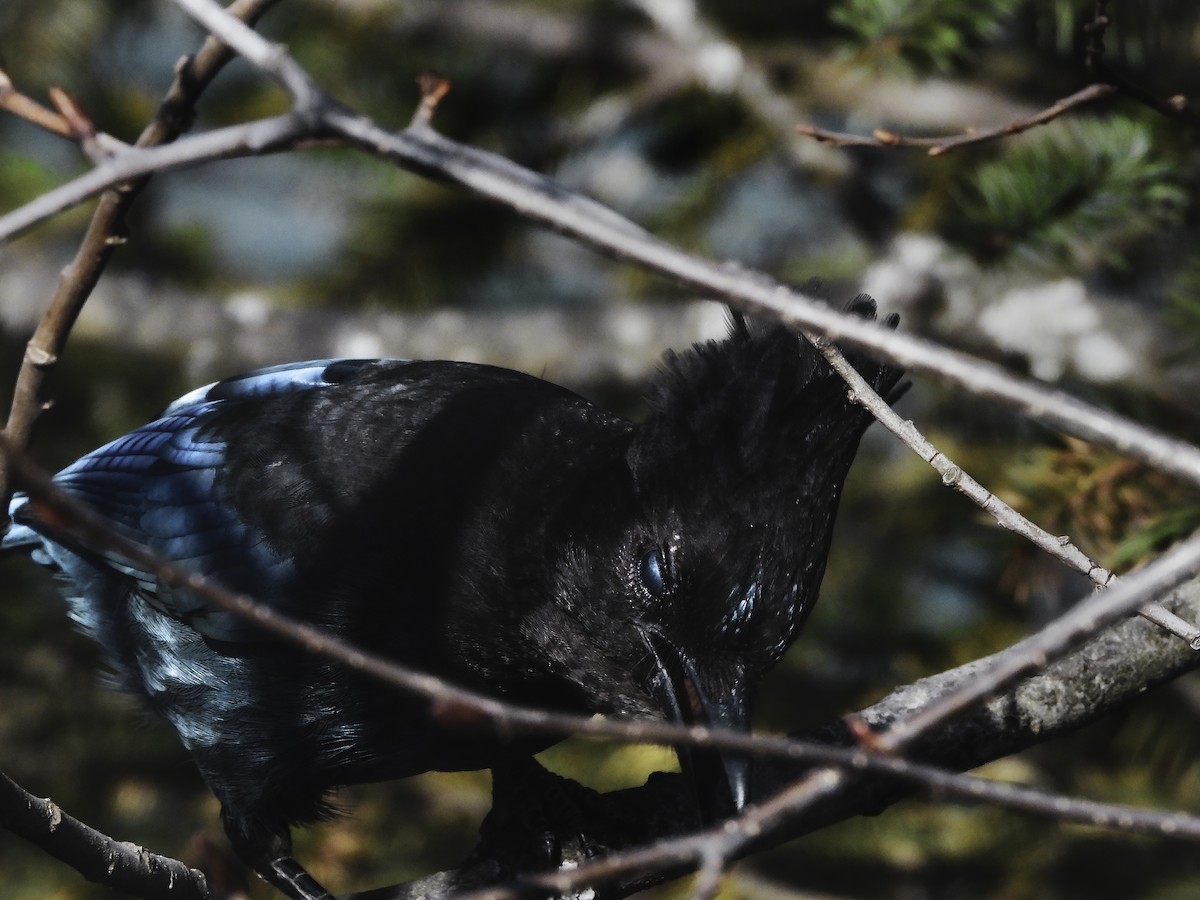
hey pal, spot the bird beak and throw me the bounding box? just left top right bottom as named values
left=642, top=630, right=750, bottom=823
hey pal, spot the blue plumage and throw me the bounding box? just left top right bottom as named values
left=8, top=361, right=366, bottom=646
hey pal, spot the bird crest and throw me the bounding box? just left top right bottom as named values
left=628, top=296, right=903, bottom=510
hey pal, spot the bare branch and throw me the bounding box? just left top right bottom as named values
left=0, top=70, right=94, bottom=142
left=626, top=0, right=841, bottom=173
left=0, top=114, right=308, bottom=241
left=0, top=433, right=1118, bottom=777
left=797, top=83, right=1117, bottom=156
left=820, top=344, right=1200, bottom=646
left=164, top=0, right=1200, bottom=488
left=411, top=70, right=452, bottom=129
left=171, top=0, right=318, bottom=106
left=461, top=745, right=1200, bottom=900
left=707, top=530, right=1200, bottom=866
left=8, top=423, right=1200, bottom=845
left=456, top=576, right=1200, bottom=900
left=878, top=531, right=1200, bottom=750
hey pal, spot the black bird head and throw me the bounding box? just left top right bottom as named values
left=493, top=298, right=903, bottom=823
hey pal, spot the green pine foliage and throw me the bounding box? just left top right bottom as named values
left=1009, top=438, right=1200, bottom=571
left=830, top=0, right=1025, bottom=72
left=944, top=116, right=1187, bottom=269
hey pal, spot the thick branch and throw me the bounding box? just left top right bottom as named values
left=0, top=770, right=206, bottom=899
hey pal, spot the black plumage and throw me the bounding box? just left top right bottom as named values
left=3, top=299, right=902, bottom=899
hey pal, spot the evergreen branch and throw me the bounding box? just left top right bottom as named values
left=947, top=116, right=1187, bottom=267
left=830, top=0, right=1024, bottom=72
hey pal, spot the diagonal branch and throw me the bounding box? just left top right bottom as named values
left=8, top=428, right=1188, bottom=783
left=797, top=83, right=1117, bottom=156
left=0, top=769, right=206, bottom=899
left=821, top=343, right=1200, bottom=644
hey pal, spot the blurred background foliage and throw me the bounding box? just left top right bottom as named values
left=4, top=0, right=1200, bottom=897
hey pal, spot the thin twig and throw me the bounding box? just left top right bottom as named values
left=412, top=71, right=452, bottom=129
left=0, top=0, right=285, bottom=531
left=879, top=536, right=1200, bottom=750
left=0, top=117, right=306, bottom=242
left=467, top=750, right=1200, bottom=900
left=0, top=71, right=76, bottom=139
left=796, top=83, right=1117, bottom=156
left=820, top=344, right=1200, bottom=646
left=34, top=86, right=131, bottom=163
left=170, top=0, right=318, bottom=106
left=689, top=846, right=726, bottom=900
left=625, top=0, right=845, bottom=176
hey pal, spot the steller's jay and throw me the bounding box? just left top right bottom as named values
left=3, top=299, right=901, bottom=899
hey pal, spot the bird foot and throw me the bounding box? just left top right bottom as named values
left=263, top=854, right=336, bottom=900
left=478, top=759, right=607, bottom=881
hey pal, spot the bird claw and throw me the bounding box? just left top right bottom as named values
left=262, top=854, right=336, bottom=900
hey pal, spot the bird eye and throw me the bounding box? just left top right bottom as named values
left=639, top=546, right=668, bottom=598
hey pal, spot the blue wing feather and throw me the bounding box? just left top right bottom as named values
left=163, top=358, right=378, bottom=414
left=6, top=358, right=403, bottom=643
